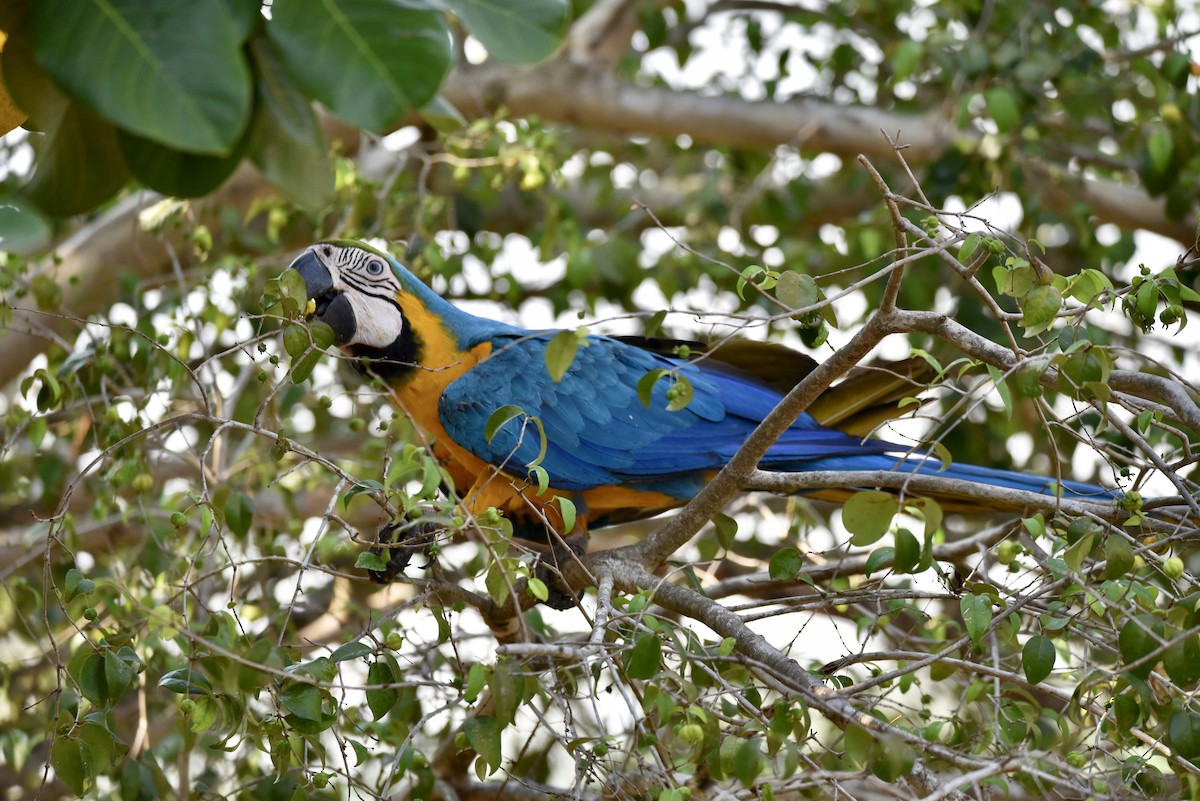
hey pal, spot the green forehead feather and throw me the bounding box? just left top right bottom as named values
left=318, top=239, right=395, bottom=263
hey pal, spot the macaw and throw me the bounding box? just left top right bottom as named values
left=287, top=240, right=1113, bottom=600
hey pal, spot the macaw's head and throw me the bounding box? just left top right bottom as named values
left=286, top=240, right=418, bottom=378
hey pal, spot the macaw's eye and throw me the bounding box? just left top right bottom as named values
left=366, top=260, right=385, bottom=276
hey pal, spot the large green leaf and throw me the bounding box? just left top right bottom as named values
left=0, top=196, right=51, bottom=254
left=118, top=124, right=250, bottom=198
left=29, top=0, right=252, bottom=154
left=444, top=0, right=568, bottom=65
left=267, top=0, right=452, bottom=132
left=2, top=31, right=128, bottom=215
left=247, top=39, right=333, bottom=210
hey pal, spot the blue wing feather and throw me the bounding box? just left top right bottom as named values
left=436, top=331, right=1115, bottom=502
left=438, top=332, right=880, bottom=493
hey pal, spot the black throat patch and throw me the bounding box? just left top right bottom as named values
left=346, top=326, right=422, bottom=383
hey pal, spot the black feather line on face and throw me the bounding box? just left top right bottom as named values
left=346, top=325, right=422, bottom=383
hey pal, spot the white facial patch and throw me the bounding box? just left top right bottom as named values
left=344, top=290, right=406, bottom=348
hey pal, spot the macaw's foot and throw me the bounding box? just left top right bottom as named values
left=533, top=533, right=588, bottom=611
left=367, top=519, right=442, bottom=584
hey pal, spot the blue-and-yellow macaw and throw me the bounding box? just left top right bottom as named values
left=287, top=240, right=1113, bottom=599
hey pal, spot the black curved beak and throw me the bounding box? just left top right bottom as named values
left=289, top=249, right=333, bottom=304
left=287, top=248, right=357, bottom=345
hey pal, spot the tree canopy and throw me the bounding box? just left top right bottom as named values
left=1, top=2, right=1199, bottom=800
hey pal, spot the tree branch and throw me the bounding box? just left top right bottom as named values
left=442, top=60, right=958, bottom=162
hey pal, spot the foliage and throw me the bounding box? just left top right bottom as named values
left=1, top=2, right=1200, bottom=801
left=0, top=0, right=568, bottom=224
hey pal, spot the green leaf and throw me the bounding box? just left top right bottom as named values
left=1163, top=633, right=1200, bottom=688
left=444, top=0, right=569, bottom=65
left=50, top=737, right=88, bottom=795
left=76, top=719, right=127, bottom=775
left=310, top=320, right=336, bottom=350
left=1113, top=694, right=1139, bottom=730
left=187, top=695, right=218, bottom=733
left=712, top=513, right=737, bottom=550
left=1169, top=711, right=1200, bottom=759
left=465, top=663, right=487, bottom=703
left=960, top=593, right=992, bottom=646
left=1021, top=635, right=1055, bottom=684
left=330, top=640, right=372, bottom=662
left=892, top=529, right=920, bottom=574
left=268, top=0, right=453, bottom=132
left=958, top=232, right=983, bottom=264
left=527, top=576, right=549, bottom=601
left=490, top=663, right=521, bottom=728
left=871, top=735, right=915, bottom=782
left=420, top=93, right=467, bottom=133
left=842, top=490, right=897, bottom=546
left=278, top=683, right=323, bottom=722
left=282, top=324, right=309, bottom=358
left=768, top=547, right=803, bottom=581
left=1118, top=615, right=1162, bottom=680
left=76, top=653, right=109, bottom=708
left=986, top=365, right=1013, bottom=419
left=366, top=661, right=398, bottom=720
left=776, top=270, right=818, bottom=310
left=343, top=479, right=385, bottom=510
left=843, top=724, right=874, bottom=767
left=464, top=715, right=502, bottom=773
left=984, top=88, right=1020, bottom=133
left=1067, top=269, right=1112, bottom=305
left=158, top=667, right=212, bottom=695
left=891, top=40, right=922, bottom=81
left=2, top=33, right=129, bottom=216
left=994, top=263, right=1035, bottom=298
left=118, top=124, right=250, bottom=198
left=1135, top=277, right=1159, bottom=325
left=524, top=416, right=548, bottom=470
left=224, top=492, right=254, bottom=537
left=636, top=369, right=669, bottom=407
left=1104, top=536, right=1134, bottom=580
left=732, top=737, right=763, bottom=785
left=63, top=568, right=94, bottom=601
left=29, top=0, right=251, bottom=154
left=0, top=196, right=51, bottom=254
left=104, top=649, right=136, bottom=699
left=624, top=633, right=662, bottom=680
left=247, top=38, right=333, bottom=210
left=544, top=329, right=580, bottom=382
left=864, top=546, right=895, bottom=578
left=1147, top=128, right=1173, bottom=174
left=1021, top=285, right=1062, bottom=335
left=485, top=405, right=525, bottom=442
left=354, top=551, right=388, bottom=572
left=555, top=496, right=576, bottom=534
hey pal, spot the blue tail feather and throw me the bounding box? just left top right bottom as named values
left=787, top=452, right=1117, bottom=502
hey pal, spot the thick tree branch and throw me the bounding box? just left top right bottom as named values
left=442, top=60, right=958, bottom=162
left=441, top=57, right=1197, bottom=245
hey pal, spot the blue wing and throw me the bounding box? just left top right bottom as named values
left=437, top=333, right=888, bottom=497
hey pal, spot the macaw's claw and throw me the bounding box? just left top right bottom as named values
left=367, top=519, right=442, bottom=584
